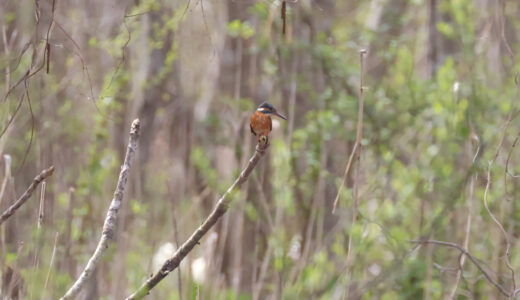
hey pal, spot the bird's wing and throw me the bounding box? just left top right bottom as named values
left=250, top=124, right=256, bottom=136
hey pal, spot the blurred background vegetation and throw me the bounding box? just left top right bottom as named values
left=1, top=0, right=520, bottom=299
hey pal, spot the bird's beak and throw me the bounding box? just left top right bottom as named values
left=272, top=110, right=287, bottom=120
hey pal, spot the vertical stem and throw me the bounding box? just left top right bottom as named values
left=449, top=174, right=475, bottom=298
left=332, top=49, right=366, bottom=213
left=38, top=181, right=46, bottom=228
left=344, top=49, right=366, bottom=298
left=44, top=232, right=59, bottom=294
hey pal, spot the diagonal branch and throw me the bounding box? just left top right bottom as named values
left=0, top=165, right=55, bottom=226
left=411, top=239, right=511, bottom=297
left=332, top=49, right=366, bottom=214
left=60, top=119, right=140, bottom=300
left=126, top=142, right=270, bottom=300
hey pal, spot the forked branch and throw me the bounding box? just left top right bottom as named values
left=126, top=142, right=270, bottom=300
left=0, top=165, right=55, bottom=226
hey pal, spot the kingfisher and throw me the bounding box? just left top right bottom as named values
left=250, top=102, right=287, bottom=144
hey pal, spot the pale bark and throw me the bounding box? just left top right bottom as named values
left=61, top=119, right=140, bottom=300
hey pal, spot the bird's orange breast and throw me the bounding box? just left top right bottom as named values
left=250, top=111, right=272, bottom=136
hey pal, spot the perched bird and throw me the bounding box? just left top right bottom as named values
left=250, top=102, right=287, bottom=144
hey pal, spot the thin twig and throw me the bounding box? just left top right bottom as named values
left=37, top=181, right=46, bottom=228
left=126, top=142, right=270, bottom=300
left=16, top=79, right=35, bottom=174
left=0, top=165, right=54, bottom=226
left=411, top=239, right=510, bottom=297
left=51, top=20, right=100, bottom=114
left=60, top=119, right=140, bottom=300
left=44, top=232, right=59, bottom=293
left=449, top=139, right=479, bottom=298
left=332, top=49, right=366, bottom=214
left=341, top=49, right=366, bottom=299
left=0, top=91, right=25, bottom=139
left=504, top=72, right=520, bottom=185
left=0, top=2, right=49, bottom=171
left=481, top=108, right=517, bottom=292
left=449, top=175, right=475, bottom=298
left=107, top=5, right=139, bottom=91
left=332, top=143, right=357, bottom=213
left=483, top=162, right=516, bottom=291
left=505, top=131, right=520, bottom=178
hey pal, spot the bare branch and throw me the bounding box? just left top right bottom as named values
left=37, top=181, right=46, bottom=228
left=411, top=239, right=511, bottom=297
left=332, top=49, right=366, bottom=214
left=60, top=119, right=140, bottom=300
left=448, top=137, right=479, bottom=298
left=338, top=49, right=366, bottom=299
left=0, top=165, right=55, bottom=226
left=44, top=232, right=59, bottom=292
left=483, top=162, right=516, bottom=290
left=126, top=142, right=270, bottom=300
left=448, top=174, right=475, bottom=298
